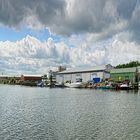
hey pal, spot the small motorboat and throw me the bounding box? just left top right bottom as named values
left=55, top=83, right=64, bottom=88
left=120, top=84, right=129, bottom=90
left=36, top=81, right=46, bottom=87
left=65, top=82, right=84, bottom=88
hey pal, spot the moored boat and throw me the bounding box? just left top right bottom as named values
left=65, top=82, right=84, bottom=88
left=55, top=83, right=65, bottom=87
left=120, top=84, right=129, bottom=90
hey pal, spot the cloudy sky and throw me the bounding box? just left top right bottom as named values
left=0, top=0, right=140, bottom=74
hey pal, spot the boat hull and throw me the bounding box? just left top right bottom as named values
left=65, top=82, right=83, bottom=88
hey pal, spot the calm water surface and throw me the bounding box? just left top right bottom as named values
left=0, top=85, right=140, bottom=140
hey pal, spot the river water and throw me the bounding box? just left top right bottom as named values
left=0, top=85, right=140, bottom=140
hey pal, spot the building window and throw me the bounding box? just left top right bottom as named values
left=118, top=76, right=122, bottom=81
left=125, top=76, right=129, bottom=80
left=76, top=73, right=82, bottom=82
left=76, top=73, right=81, bottom=77
left=91, top=73, right=97, bottom=78
left=76, top=78, right=82, bottom=82
left=59, top=75, right=62, bottom=77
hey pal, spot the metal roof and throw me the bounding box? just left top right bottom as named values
left=58, top=65, right=107, bottom=74
left=21, top=74, right=42, bottom=77
left=110, top=67, right=137, bottom=74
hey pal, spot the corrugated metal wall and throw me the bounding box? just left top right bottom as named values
left=82, top=73, right=91, bottom=82
left=71, top=74, right=76, bottom=82
left=56, top=75, right=63, bottom=83
left=56, top=71, right=106, bottom=83
left=64, top=74, right=71, bottom=82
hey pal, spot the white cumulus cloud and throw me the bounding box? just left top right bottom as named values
left=0, top=35, right=140, bottom=74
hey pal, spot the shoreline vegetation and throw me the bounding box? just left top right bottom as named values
left=115, top=61, right=140, bottom=69
left=0, top=77, right=17, bottom=85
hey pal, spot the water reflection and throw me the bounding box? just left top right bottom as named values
left=125, top=89, right=139, bottom=94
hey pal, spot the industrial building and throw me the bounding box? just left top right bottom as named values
left=56, top=64, right=113, bottom=83
left=138, top=66, right=140, bottom=84
left=110, top=67, right=137, bottom=84
left=20, top=75, right=42, bottom=82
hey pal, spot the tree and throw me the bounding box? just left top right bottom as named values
left=115, top=61, right=140, bottom=68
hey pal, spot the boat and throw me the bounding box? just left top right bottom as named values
left=36, top=81, right=46, bottom=87
left=65, top=82, right=84, bottom=88
left=120, top=84, right=129, bottom=90
left=55, top=83, right=64, bottom=88
left=99, top=85, right=113, bottom=90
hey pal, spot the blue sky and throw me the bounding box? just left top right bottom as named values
left=0, top=26, right=54, bottom=42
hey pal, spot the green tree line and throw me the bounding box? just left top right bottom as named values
left=115, top=61, right=140, bottom=69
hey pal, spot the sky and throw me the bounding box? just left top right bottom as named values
left=0, top=0, right=140, bottom=75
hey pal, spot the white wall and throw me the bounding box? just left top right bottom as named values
left=63, top=74, right=71, bottom=82
left=56, top=75, right=64, bottom=83
left=82, top=73, right=91, bottom=82
left=71, top=74, right=76, bottom=82
left=103, top=72, right=110, bottom=79
left=56, top=71, right=107, bottom=83
left=97, top=72, right=104, bottom=79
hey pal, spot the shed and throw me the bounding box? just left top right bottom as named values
left=56, top=64, right=113, bottom=83
left=110, top=67, right=137, bottom=83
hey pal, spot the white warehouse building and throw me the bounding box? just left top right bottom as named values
left=56, top=64, right=113, bottom=83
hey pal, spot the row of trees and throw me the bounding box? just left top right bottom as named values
left=0, top=77, right=16, bottom=84
left=115, top=61, right=140, bottom=69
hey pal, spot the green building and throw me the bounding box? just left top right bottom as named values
left=110, top=67, right=137, bottom=84
left=138, top=66, right=140, bottom=84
